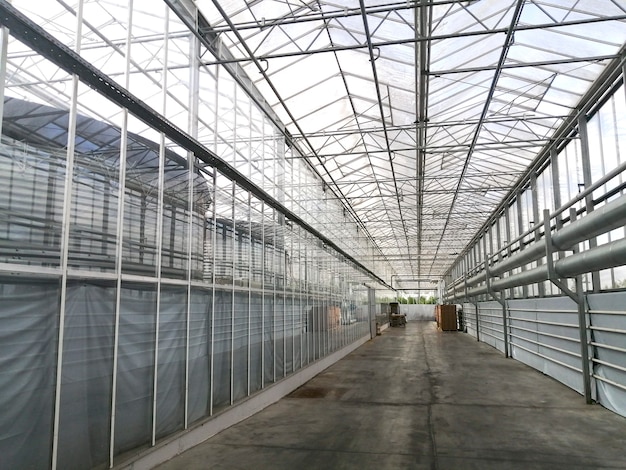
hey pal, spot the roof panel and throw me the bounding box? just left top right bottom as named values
left=81, top=0, right=626, bottom=284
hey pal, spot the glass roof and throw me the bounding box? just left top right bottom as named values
left=194, top=0, right=626, bottom=287
left=7, top=0, right=626, bottom=290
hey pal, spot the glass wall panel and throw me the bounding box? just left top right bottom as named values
left=264, top=291, right=275, bottom=385
left=249, top=291, right=264, bottom=393
left=233, top=290, right=249, bottom=401
left=215, top=72, right=236, bottom=165
left=188, top=288, right=211, bottom=425
left=191, top=165, right=211, bottom=282
left=197, top=62, right=218, bottom=153
left=155, top=286, right=187, bottom=439
left=58, top=283, right=115, bottom=470
left=121, top=115, right=161, bottom=276
left=558, top=139, right=584, bottom=211
left=68, top=85, right=125, bottom=273
left=161, top=138, right=191, bottom=280
left=212, top=287, right=232, bottom=410
left=0, top=281, right=59, bottom=469
left=114, top=284, right=157, bottom=459
left=0, top=42, right=73, bottom=269
left=275, top=292, right=286, bottom=379
left=1, top=3, right=385, bottom=468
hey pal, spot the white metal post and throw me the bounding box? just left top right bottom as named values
left=150, top=6, right=170, bottom=446
left=109, top=1, right=134, bottom=463
left=184, top=13, right=201, bottom=430
left=209, top=171, right=217, bottom=416
left=51, top=2, right=84, bottom=467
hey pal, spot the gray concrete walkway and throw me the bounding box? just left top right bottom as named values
left=156, top=322, right=626, bottom=469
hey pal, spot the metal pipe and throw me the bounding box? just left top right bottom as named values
left=466, top=236, right=626, bottom=297
left=558, top=237, right=626, bottom=277
left=463, top=193, right=626, bottom=288
left=594, top=374, right=626, bottom=393
left=512, top=342, right=583, bottom=373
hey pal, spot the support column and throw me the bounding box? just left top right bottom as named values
left=484, top=233, right=509, bottom=357
left=110, top=3, right=134, bottom=464
left=543, top=208, right=592, bottom=404
left=52, top=4, right=84, bottom=466
left=516, top=189, right=528, bottom=298
left=184, top=14, right=201, bottom=430
left=530, top=172, right=545, bottom=297
left=578, top=114, right=601, bottom=292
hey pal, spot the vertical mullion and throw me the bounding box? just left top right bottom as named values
left=151, top=7, right=169, bottom=446
left=209, top=64, right=219, bottom=416
left=231, top=81, right=237, bottom=406
left=230, top=182, right=236, bottom=405
left=110, top=1, right=133, bottom=464
left=272, top=134, right=277, bottom=383
left=516, top=189, right=527, bottom=298
left=504, top=207, right=513, bottom=302
left=247, top=102, right=252, bottom=397
left=530, top=173, right=544, bottom=297
left=291, top=224, right=295, bottom=373
left=209, top=171, right=217, bottom=416
left=273, top=208, right=277, bottom=383
left=247, top=191, right=252, bottom=396
left=51, top=3, right=84, bottom=467
left=299, top=226, right=303, bottom=370
left=305, top=237, right=310, bottom=364
left=260, top=119, right=265, bottom=390
left=184, top=27, right=200, bottom=430
left=578, top=114, right=601, bottom=292
left=261, top=200, right=265, bottom=389
left=283, top=222, right=287, bottom=378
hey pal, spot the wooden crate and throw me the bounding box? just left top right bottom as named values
left=435, top=304, right=457, bottom=331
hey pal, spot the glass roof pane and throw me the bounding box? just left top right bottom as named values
left=51, top=0, right=625, bottom=283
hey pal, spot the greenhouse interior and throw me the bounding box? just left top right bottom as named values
left=1, top=0, right=626, bottom=469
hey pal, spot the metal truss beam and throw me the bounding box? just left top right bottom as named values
left=416, top=0, right=430, bottom=280
left=292, top=114, right=568, bottom=138
left=201, top=14, right=626, bottom=66
left=204, top=0, right=478, bottom=34
left=307, top=139, right=552, bottom=159
left=429, top=55, right=619, bottom=76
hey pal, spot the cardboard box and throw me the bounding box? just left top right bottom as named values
left=435, top=304, right=457, bottom=331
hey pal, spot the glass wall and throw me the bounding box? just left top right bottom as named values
left=0, top=2, right=387, bottom=469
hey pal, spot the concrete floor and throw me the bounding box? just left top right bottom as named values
left=156, top=322, right=626, bottom=470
